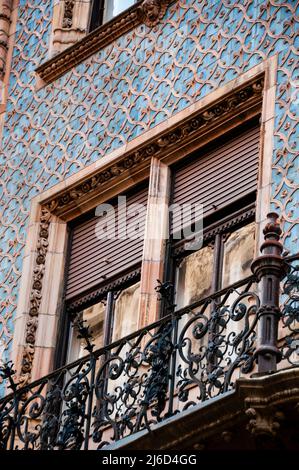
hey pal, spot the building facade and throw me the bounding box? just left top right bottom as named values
left=0, top=0, right=298, bottom=451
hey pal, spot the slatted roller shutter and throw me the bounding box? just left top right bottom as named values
left=66, top=187, right=148, bottom=300
left=171, top=126, right=259, bottom=234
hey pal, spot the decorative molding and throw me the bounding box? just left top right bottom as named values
left=45, top=148, right=150, bottom=214
left=62, top=0, right=75, bottom=28
left=44, top=76, right=264, bottom=217
left=19, top=208, right=51, bottom=388
left=137, top=0, right=170, bottom=27
left=36, top=1, right=174, bottom=83
left=0, top=0, right=12, bottom=79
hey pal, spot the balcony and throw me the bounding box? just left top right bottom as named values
left=0, top=213, right=298, bottom=451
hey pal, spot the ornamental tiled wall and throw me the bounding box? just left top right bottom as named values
left=0, top=0, right=298, bottom=368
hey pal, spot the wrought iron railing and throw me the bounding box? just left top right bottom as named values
left=0, top=214, right=298, bottom=450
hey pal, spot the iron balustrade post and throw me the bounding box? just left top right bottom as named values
left=83, top=355, right=96, bottom=450
left=167, top=314, right=178, bottom=417
left=155, top=280, right=176, bottom=417
left=0, top=362, right=18, bottom=450
left=251, top=213, right=289, bottom=373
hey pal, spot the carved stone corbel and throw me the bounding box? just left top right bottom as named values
left=245, top=407, right=284, bottom=439
left=137, top=0, right=172, bottom=27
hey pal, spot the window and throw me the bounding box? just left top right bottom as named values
left=165, top=122, right=260, bottom=389
left=168, top=122, right=260, bottom=309
left=58, top=184, right=148, bottom=366
left=89, top=0, right=137, bottom=31
left=174, top=215, right=256, bottom=310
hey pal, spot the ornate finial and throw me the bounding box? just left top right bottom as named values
left=257, top=212, right=284, bottom=259
left=263, top=212, right=282, bottom=241
left=251, top=212, right=289, bottom=373
left=155, top=280, right=176, bottom=313
left=137, top=0, right=171, bottom=27
left=71, top=316, right=95, bottom=354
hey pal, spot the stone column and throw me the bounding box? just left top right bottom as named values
left=138, top=157, right=171, bottom=328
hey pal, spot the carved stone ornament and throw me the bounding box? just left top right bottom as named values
left=44, top=76, right=264, bottom=217
left=19, top=207, right=51, bottom=387
left=62, top=0, right=75, bottom=29
left=246, top=407, right=285, bottom=439
left=137, top=0, right=171, bottom=27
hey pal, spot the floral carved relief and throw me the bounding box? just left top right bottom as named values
left=137, top=0, right=171, bottom=27
left=19, top=208, right=51, bottom=387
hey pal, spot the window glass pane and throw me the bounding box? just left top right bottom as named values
left=103, top=0, right=135, bottom=23
left=67, top=300, right=105, bottom=362
left=112, top=281, right=140, bottom=342
left=222, top=222, right=255, bottom=288
left=175, top=245, right=214, bottom=310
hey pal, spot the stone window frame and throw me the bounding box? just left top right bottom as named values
left=12, top=57, right=277, bottom=388
left=0, top=0, right=18, bottom=113
left=41, top=0, right=174, bottom=83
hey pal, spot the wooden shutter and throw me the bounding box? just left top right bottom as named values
left=66, top=187, right=148, bottom=301
left=171, top=126, right=259, bottom=234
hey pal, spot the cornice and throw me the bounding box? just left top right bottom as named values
left=43, top=75, right=264, bottom=218
left=36, top=0, right=174, bottom=84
